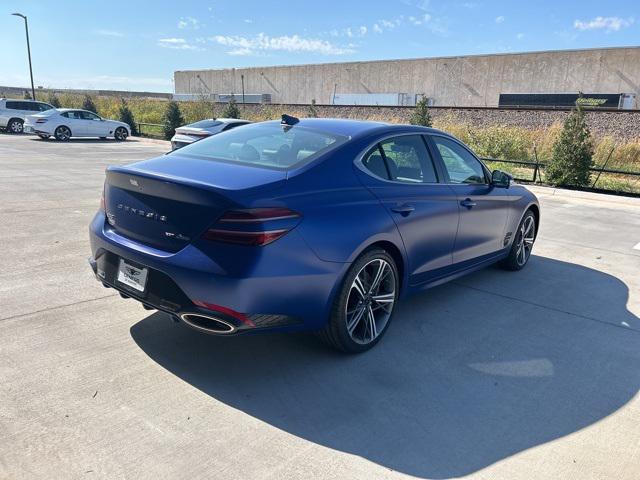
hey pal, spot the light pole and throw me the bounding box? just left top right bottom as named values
left=12, top=13, right=36, bottom=101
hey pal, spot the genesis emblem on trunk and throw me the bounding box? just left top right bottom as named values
left=116, top=204, right=168, bottom=222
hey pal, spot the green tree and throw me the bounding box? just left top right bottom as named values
left=222, top=97, right=240, bottom=119
left=546, top=101, right=594, bottom=187
left=162, top=101, right=184, bottom=140
left=118, top=98, right=138, bottom=136
left=48, top=92, right=61, bottom=108
left=410, top=96, right=432, bottom=127
left=82, top=94, right=98, bottom=114
left=308, top=98, right=319, bottom=118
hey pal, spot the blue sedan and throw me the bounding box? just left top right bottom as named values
left=89, top=116, right=539, bottom=352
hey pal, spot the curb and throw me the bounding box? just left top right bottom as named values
left=133, top=136, right=171, bottom=147
left=525, top=184, right=640, bottom=207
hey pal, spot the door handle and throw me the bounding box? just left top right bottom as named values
left=391, top=204, right=415, bottom=215
left=460, top=198, right=477, bottom=208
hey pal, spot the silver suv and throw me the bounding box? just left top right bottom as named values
left=0, top=98, right=55, bottom=134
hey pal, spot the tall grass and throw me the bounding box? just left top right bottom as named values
left=51, top=94, right=640, bottom=190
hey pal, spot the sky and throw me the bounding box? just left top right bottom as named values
left=1, top=0, right=638, bottom=92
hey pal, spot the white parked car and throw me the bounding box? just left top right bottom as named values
left=171, top=118, right=251, bottom=150
left=24, top=108, right=131, bottom=141
left=0, top=98, right=55, bottom=133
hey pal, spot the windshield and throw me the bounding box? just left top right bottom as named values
left=171, top=122, right=348, bottom=170
left=186, top=119, right=222, bottom=129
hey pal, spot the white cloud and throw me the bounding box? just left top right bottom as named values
left=573, top=16, right=634, bottom=32
left=379, top=19, right=397, bottom=29
left=178, top=16, right=200, bottom=30
left=94, top=29, right=124, bottom=37
left=495, top=16, right=505, bottom=24
left=157, top=38, right=202, bottom=50
left=409, top=13, right=431, bottom=25
left=516, top=32, right=525, bottom=39
left=343, top=26, right=367, bottom=38
left=243, top=19, right=253, bottom=24
left=210, top=33, right=355, bottom=55
left=373, top=23, right=383, bottom=34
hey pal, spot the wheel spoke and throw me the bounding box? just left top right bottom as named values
left=369, top=260, right=388, bottom=294
left=347, top=305, right=366, bottom=335
left=371, top=292, right=394, bottom=304
left=352, top=275, right=366, bottom=299
left=366, top=305, right=377, bottom=341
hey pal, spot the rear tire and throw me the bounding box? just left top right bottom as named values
left=317, top=248, right=399, bottom=353
left=500, top=210, right=536, bottom=271
left=114, top=127, right=128, bottom=141
left=7, top=118, right=23, bottom=134
left=54, top=126, right=71, bottom=141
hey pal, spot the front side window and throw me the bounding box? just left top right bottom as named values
left=172, top=122, right=347, bottom=170
left=80, top=111, right=100, bottom=121
left=432, top=136, right=487, bottom=185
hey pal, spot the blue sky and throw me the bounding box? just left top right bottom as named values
left=1, top=0, right=637, bottom=92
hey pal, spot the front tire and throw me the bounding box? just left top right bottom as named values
left=54, top=126, right=71, bottom=141
left=114, top=127, right=128, bottom=141
left=500, top=210, right=536, bottom=271
left=7, top=118, right=23, bottom=134
left=318, top=248, right=399, bottom=353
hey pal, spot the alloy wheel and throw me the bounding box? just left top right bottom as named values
left=56, top=127, right=71, bottom=141
left=516, top=215, right=535, bottom=266
left=9, top=120, right=23, bottom=134
left=115, top=128, right=128, bottom=141
left=345, top=258, right=396, bottom=345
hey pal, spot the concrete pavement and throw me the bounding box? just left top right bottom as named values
left=1, top=133, right=639, bottom=479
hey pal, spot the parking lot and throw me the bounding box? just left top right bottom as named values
left=1, top=133, right=639, bottom=479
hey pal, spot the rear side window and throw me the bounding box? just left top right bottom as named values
left=188, top=119, right=222, bottom=128
left=37, top=103, right=54, bottom=112
left=173, top=122, right=347, bottom=170
left=61, top=111, right=82, bottom=119
left=362, top=135, right=438, bottom=183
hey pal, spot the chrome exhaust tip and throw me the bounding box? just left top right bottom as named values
left=180, top=313, right=236, bottom=335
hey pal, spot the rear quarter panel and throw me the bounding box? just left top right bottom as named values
left=276, top=140, right=406, bottom=264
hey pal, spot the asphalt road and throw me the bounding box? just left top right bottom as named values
left=1, top=133, right=639, bottom=480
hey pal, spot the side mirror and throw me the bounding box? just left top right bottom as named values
left=491, top=169, right=512, bottom=188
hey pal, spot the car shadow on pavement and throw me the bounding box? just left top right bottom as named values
left=130, top=255, right=640, bottom=478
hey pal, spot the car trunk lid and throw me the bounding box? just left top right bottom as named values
left=104, top=155, right=287, bottom=252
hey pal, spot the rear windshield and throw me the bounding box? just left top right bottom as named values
left=186, top=119, right=222, bottom=128
left=172, top=122, right=347, bottom=170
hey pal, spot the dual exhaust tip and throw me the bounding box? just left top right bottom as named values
left=180, top=312, right=236, bottom=335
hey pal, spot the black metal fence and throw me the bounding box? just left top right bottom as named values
left=137, top=122, right=164, bottom=138
left=481, top=157, right=640, bottom=194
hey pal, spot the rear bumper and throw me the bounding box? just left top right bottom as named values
left=89, top=211, right=349, bottom=333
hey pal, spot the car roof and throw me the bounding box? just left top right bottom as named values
left=1, top=98, right=47, bottom=103
left=263, top=117, right=451, bottom=139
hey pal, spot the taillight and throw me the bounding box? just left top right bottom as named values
left=217, top=208, right=300, bottom=223
left=36, top=118, right=48, bottom=124
left=202, top=208, right=301, bottom=246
